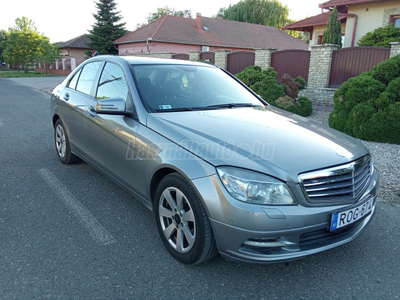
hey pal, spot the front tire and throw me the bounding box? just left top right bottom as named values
left=154, top=173, right=217, bottom=264
left=54, top=119, right=79, bottom=164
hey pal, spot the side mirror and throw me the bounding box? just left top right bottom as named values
left=96, top=98, right=129, bottom=115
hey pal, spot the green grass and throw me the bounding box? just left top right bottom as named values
left=0, top=71, right=60, bottom=78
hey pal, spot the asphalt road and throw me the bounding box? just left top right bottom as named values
left=1, top=77, right=399, bottom=299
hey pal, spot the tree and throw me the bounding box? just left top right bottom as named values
left=136, top=6, right=192, bottom=29
left=2, top=17, right=47, bottom=72
left=0, top=29, right=9, bottom=64
left=150, top=6, right=191, bottom=21
left=86, top=0, right=128, bottom=56
left=321, top=7, right=342, bottom=48
left=283, top=19, right=310, bottom=43
left=358, top=25, right=400, bottom=48
left=36, top=40, right=61, bottom=75
left=217, top=0, right=289, bottom=28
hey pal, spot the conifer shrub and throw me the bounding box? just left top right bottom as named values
left=329, top=55, right=400, bottom=144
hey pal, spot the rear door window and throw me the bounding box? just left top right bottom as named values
left=76, top=62, right=102, bottom=96
left=68, top=68, right=81, bottom=90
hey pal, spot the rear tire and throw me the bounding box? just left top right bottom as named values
left=54, top=119, right=79, bottom=164
left=154, top=173, right=218, bottom=264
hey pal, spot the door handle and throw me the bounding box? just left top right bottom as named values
left=63, top=93, right=70, bottom=101
left=88, top=106, right=96, bottom=117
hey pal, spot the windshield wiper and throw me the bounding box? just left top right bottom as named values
left=154, top=107, right=194, bottom=112
left=205, top=103, right=262, bottom=110
left=154, top=103, right=262, bottom=112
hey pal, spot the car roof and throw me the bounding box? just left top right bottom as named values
left=88, top=55, right=216, bottom=67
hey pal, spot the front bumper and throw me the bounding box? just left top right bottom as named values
left=192, top=168, right=379, bottom=264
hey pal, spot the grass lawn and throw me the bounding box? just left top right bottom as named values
left=0, top=71, right=60, bottom=78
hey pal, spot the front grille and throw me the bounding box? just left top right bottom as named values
left=299, top=224, right=357, bottom=250
left=299, top=155, right=371, bottom=203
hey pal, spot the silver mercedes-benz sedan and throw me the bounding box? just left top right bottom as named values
left=50, top=55, right=379, bottom=264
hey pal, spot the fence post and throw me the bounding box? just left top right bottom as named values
left=389, top=42, right=400, bottom=58
left=214, top=49, right=232, bottom=70
left=189, top=51, right=201, bottom=61
left=255, top=48, right=276, bottom=70
left=307, top=44, right=339, bottom=90
left=71, top=58, right=76, bottom=71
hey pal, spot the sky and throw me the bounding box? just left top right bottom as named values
left=0, top=0, right=324, bottom=43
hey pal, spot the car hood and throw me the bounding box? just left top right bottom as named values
left=147, top=106, right=369, bottom=183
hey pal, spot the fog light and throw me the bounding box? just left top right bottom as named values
left=243, top=239, right=287, bottom=248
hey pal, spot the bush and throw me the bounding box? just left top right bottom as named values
left=294, top=76, right=306, bottom=90
left=369, top=57, right=400, bottom=85
left=329, top=54, right=400, bottom=144
left=236, top=66, right=312, bottom=116
left=358, top=25, right=400, bottom=48
left=236, top=66, right=285, bottom=103
left=282, top=73, right=300, bottom=99
left=272, top=96, right=313, bottom=117
left=235, top=65, right=265, bottom=87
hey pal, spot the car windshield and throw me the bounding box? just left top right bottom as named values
left=131, top=64, right=263, bottom=112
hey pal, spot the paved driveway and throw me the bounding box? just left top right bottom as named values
left=5, top=76, right=66, bottom=93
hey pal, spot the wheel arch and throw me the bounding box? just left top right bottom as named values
left=52, top=114, right=60, bottom=127
left=149, top=165, right=211, bottom=211
left=149, top=167, right=179, bottom=208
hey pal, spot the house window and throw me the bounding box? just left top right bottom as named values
left=391, top=15, right=400, bottom=28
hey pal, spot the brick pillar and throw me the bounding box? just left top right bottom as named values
left=189, top=51, right=201, bottom=61
left=307, top=44, right=339, bottom=89
left=214, top=49, right=232, bottom=70
left=255, top=48, right=276, bottom=70
left=389, top=42, right=400, bottom=58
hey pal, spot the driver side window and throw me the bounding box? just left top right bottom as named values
left=96, top=62, right=129, bottom=101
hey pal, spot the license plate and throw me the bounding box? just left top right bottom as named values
left=330, top=198, right=374, bottom=231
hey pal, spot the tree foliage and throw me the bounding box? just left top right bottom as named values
left=358, top=25, right=400, bottom=48
left=36, top=40, right=61, bottom=75
left=217, top=0, right=289, bottom=28
left=321, top=7, right=342, bottom=48
left=150, top=6, right=192, bottom=22
left=136, top=6, right=192, bottom=29
left=86, top=0, right=127, bottom=56
left=283, top=19, right=310, bottom=43
left=2, top=17, right=48, bottom=72
left=0, top=29, right=9, bottom=63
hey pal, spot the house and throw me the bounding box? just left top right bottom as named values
left=283, top=0, right=400, bottom=48
left=113, top=13, right=308, bottom=55
left=56, top=34, right=91, bottom=67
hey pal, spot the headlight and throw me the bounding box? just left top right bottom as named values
left=217, top=167, right=295, bottom=205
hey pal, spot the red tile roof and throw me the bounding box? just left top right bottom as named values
left=319, top=0, right=384, bottom=9
left=114, top=15, right=308, bottom=50
left=282, top=12, right=349, bottom=30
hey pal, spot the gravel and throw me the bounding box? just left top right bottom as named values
left=308, top=108, right=400, bottom=206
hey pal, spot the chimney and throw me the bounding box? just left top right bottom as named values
left=196, top=13, right=202, bottom=30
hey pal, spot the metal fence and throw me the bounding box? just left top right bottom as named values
left=329, top=46, right=390, bottom=87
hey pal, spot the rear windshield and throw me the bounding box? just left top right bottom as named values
left=131, top=64, right=263, bottom=112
